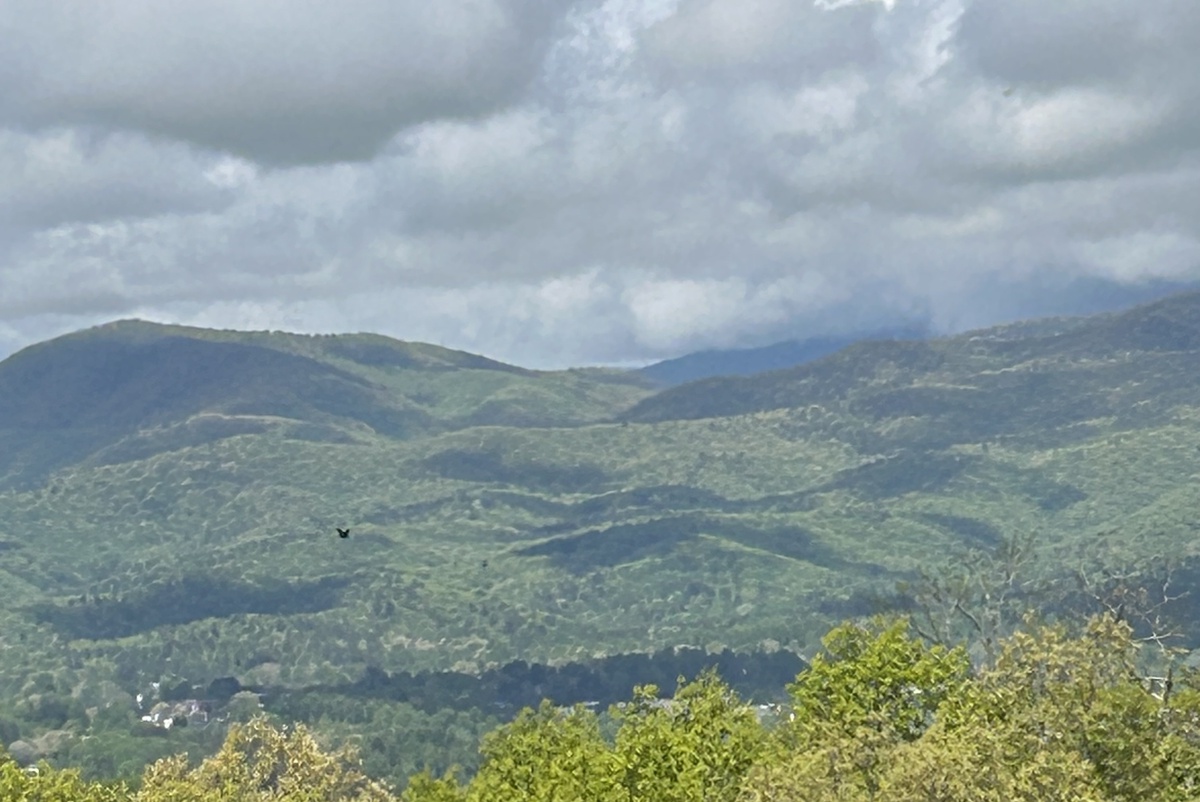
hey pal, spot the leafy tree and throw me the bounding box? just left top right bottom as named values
left=465, top=701, right=618, bottom=802
left=744, top=618, right=967, bottom=801
left=809, top=615, right=1200, bottom=802
left=784, top=617, right=969, bottom=745
left=612, top=670, right=765, bottom=802
left=401, top=769, right=465, bottom=802
left=944, top=615, right=1200, bottom=802
left=879, top=719, right=1106, bottom=802
left=1079, top=682, right=1200, bottom=802
left=0, top=753, right=127, bottom=802
left=135, top=716, right=393, bottom=801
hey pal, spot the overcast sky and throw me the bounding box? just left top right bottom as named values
left=1, top=0, right=1198, bottom=368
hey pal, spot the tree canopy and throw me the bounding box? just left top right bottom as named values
left=8, top=614, right=1200, bottom=801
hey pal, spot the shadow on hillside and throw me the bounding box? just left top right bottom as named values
left=913, top=513, right=1004, bottom=548
left=422, top=449, right=611, bottom=493
left=269, top=645, right=808, bottom=718
left=28, top=575, right=350, bottom=640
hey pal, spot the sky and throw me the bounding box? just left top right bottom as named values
left=1, top=0, right=1198, bottom=368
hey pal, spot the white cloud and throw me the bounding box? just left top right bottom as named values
left=1, top=0, right=1199, bottom=368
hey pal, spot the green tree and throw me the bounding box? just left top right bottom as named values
left=612, top=670, right=765, bottom=802
left=944, top=616, right=1200, bottom=802
left=135, top=716, right=393, bottom=801
left=743, top=618, right=968, bottom=802
left=880, top=615, right=1200, bottom=802
left=0, top=753, right=128, bottom=802
left=465, top=701, right=618, bottom=802
left=878, top=718, right=1106, bottom=802
left=784, top=617, right=969, bottom=745
left=401, top=769, right=465, bottom=802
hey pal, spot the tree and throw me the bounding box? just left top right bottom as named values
left=465, top=701, right=618, bottom=802
left=135, top=716, right=393, bottom=801
left=612, top=670, right=765, bottom=802
left=928, top=615, right=1200, bottom=802
left=0, top=754, right=127, bottom=802
left=742, top=618, right=969, bottom=802
left=879, top=718, right=1106, bottom=802
left=784, top=617, right=969, bottom=745
left=401, top=770, right=465, bottom=802
left=900, top=531, right=1038, bottom=665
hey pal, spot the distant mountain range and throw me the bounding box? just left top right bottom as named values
left=4, top=291, right=1200, bottom=728
left=637, top=326, right=929, bottom=386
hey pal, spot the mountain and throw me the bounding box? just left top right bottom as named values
left=4, top=292, right=1200, bottom=732
left=638, top=326, right=928, bottom=386
left=622, top=294, right=1200, bottom=429
left=0, top=320, right=654, bottom=488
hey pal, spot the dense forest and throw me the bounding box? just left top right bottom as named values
left=7, top=294, right=1200, bottom=792
left=6, top=613, right=1199, bottom=801
left=0, top=643, right=803, bottom=790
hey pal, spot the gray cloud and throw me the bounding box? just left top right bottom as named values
left=0, top=128, right=236, bottom=228
left=955, top=0, right=1200, bottom=90
left=1, top=0, right=1199, bottom=368
left=0, top=0, right=577, bottom=165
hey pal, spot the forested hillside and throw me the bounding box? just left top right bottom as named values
left=6, top=615, right=1198, bottom=801
left=4, top=292, right=1200, bottom=787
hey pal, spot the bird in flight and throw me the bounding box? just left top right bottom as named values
left=337, top=527, right=350, bottom=539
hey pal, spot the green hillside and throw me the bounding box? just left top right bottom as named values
left=4, top=294, right=1200, bottom=783
left=0, top=320, right=653, bottom=488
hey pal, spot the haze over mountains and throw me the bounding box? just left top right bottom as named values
left=636, top=325, right=930, bottom=387
left=3, top=291, right=1200, bottom=711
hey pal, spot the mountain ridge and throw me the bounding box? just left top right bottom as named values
left=0, top=320, right=654, bottom=488
left=3, top=291, right=1200, bottom=717
left=623, top=291, right=1200, bottom=425
left=637, top=325, right=930, bottom=386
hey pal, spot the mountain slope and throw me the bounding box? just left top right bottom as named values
left=622, top=292, right=1200, bottom=447
left=0, top=321, right=654, bottom=487
left=3, top=293, right=1200, bottom=716
left=638, top=326, right=928, bottom=386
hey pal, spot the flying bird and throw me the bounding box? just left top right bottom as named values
left=337, top=527, right=350, bottom=539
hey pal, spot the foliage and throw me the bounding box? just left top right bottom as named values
left=13, top=617, right=1200, bottom=799
left=743, top=614, right=1200, bottom=802
left=135, top=716, right=393, bottom=801
left=7, top=295, right=1200, bottom=791
left=0, top=753, right=127, bottom=801
left=612, top=671, right=765, bottom=802
left=465, top=701, right=617, bottom=802
left=400, top=770, right=465, bottom=802
left=785, top=618, right=969, bottom=746
left=460, top=670, right=766, bottom=802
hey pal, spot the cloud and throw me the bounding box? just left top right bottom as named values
left=0, top=128, right=236, bottom=228
left=943, top=0, right=1200, bottom=180
left=0, top=0, right=578, bottom=165
left=643, top=0, right=883, bottom=83
left=955, top=0, right=1200, bottom=90
left=1, top=0, right=1199, bottom=368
